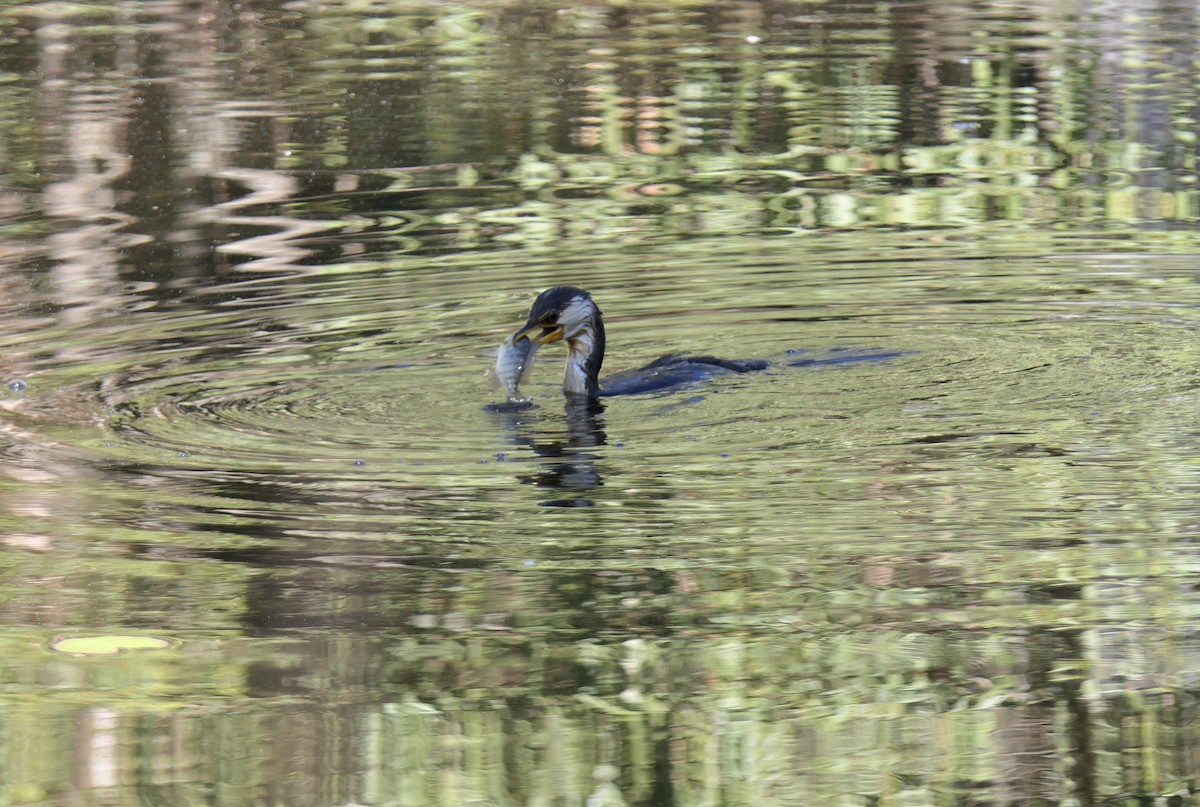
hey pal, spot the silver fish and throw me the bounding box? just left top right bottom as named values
left=491, top=334, right=539, bottom=401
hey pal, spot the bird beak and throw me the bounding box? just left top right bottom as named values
left=514, top=320, right=565, bottom=345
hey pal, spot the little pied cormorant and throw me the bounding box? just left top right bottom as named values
left=511, top=286, right=768, bottom=399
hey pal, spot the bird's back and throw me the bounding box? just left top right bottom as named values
left=599, top=354, right=768, bottom=396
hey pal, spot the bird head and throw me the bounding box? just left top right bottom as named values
left=513, top=286, right=598, bottom=346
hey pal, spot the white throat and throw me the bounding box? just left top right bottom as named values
left=563, top=326, right=596, bottom=395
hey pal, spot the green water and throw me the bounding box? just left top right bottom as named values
left=2, top=1, right=1200, bottom=805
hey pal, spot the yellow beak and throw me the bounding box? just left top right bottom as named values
left=514, top=322, right=565, bottom=345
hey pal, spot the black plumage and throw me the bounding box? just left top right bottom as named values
left=513, top=286, right=766, bottom=399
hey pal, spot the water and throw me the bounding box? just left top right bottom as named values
left=3, top=1, right=1200, bottom=804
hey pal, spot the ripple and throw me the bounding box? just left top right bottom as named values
left=101, top=360, right=483, bottom=468
left=83, top=237, right=1200, bottom=479
left=0, top=230, right=1189, bottom=561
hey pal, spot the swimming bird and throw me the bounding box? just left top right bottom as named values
left=510, top=286, right=767, bottom=399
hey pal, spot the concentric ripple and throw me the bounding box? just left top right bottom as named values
left=83, top=240, right=1200, bottom=477
left=3, top=232, right=1194, bottom=557
left=99, top=359, right=486, bottom=469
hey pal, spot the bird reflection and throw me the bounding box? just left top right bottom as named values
left=489, top=396, right=607, bottom=506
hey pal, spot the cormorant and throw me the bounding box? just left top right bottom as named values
left=510, top=286, right=767, bottom=399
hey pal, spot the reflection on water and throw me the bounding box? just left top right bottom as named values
left=492, top=397, right=608, bottom=506
left=3, top=0, right=1200, bottom=804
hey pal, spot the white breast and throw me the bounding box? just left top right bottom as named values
left=563, top=325, right=596, bottom=395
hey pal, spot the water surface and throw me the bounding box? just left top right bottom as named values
left=2, top=1, right=1200, bottom=805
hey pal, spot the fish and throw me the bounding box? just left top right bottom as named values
left=491, top=334, right=539, bottom=401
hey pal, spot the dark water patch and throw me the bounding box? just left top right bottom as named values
left=784, top=347, right=917, bottom=368
left=483, top=399, right=536, bottom=413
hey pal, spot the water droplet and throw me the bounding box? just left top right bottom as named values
left=352, top=459, right=366, bottom=467
left=7, top=379, right=27, bottom=393
left=745, top=34, right=762, bottom=44
left=720, top=452, right=730, bottom=459
left=178, top=451, right=191, bottom=459
left=524, top=560, right=537, bottom=567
